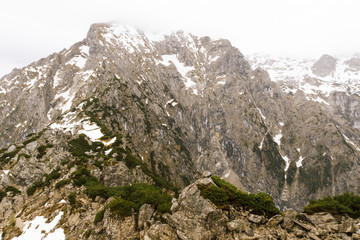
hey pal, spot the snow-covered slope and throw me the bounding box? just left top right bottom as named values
left=247, top=54, right=360, bottom=104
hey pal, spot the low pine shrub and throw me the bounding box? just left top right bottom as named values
left=197, top=176, right=280, bottom=218
left=304, top=192, right=360, bottom=218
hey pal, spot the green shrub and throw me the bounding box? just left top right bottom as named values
left=108, top=197, right=136, bottom=217
left=304, top=192, right=360, bottom=218
left=197, top=184, right=229, bottom=207
left=85, top=181, right=113, bottom=200
left=44, top=169, right=61, bottom=186
left=27, top=180, right=44, bottom=196
left=60, top=159, right=70, bottom=166
left=5, top=186, right=21, bottom=195
left=0, top=147, right=22, bottom=164
left=71, top=166, right=97, bottom=187
left=18, top=153, right=31, bottom=159
left=94, top=209, right=106, bottom=224
left=83, top=229, right=93, bottom=239
left=0, top=190, right=6, bottom=202
left=22, top=134, right=40, bottom=145
left=68, top=134, right=92, bottom=157
left=113, top=183, right=173, bottom=214
left=36, top=144, right=53, bottom=159
left=197, top=176, right=281, bottom=218
left=55, top=179, right=71, bottom=189
left=68, top=192, right=76, bottom=205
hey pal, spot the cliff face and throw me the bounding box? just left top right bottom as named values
left=0, top=23, right=360, bottom=239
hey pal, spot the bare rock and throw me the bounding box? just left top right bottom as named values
left=339, top=218, right=358, bottom=233
left=138, top=204, right=154, bottom=230
left=168, top=179, right=228, bottom=239
left=308, top=212, right=336, bottom=225
left=311, top=54, right=337, bottom=77
left=102, top=160, right=153, bottom=187
left=144, top=223, right=177, bottom=240
left=248, top=214, right=263, bottom=223
left=282, top=217, right=294, bottom=230
left=266, top=214, right=284, bottom=227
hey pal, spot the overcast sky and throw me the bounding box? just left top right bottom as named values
left=1, top=0, right=359, bottom=77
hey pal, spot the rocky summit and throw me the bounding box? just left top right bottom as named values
left=0, top=23, right=360, bottom=239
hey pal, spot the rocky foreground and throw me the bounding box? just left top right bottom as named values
left=91, top=177, right=360, bottom=240
left=2, top=174, right=360, bottom=240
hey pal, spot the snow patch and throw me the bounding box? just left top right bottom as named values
left=105, top=149, right=112, bottom=155
left=79, top=45, right=90, bottom=56
left=78, top=121, right=103, bottom=142
left=216, top=81, right=226, bottom=85
left=158, top=54, right=197, bottom=92
left=296, top=156, right=305, bottom=167
left=54, top=89, right=75, bottom=114
left=343, top=134, right=360, bottom=152
left=165, top=99, right=174, bottom=107
left=282, top=155, right=290, bottom=171
left=256, top=107, right=266, bottom=120
left=273, top=132, right=282, bottom=146
left=78, top=121, right=116, bottom=147
left=49, top=111, right=80, bottom=134
left=58, top=199, right=66, bottom=204
left=224, top=171, right=230, bottom=178
left=13, top=211, right=65, bottom=240
left=66, top=55, right=87, bottom=69
left=279, top=122, right=284, bottom=126
left=102, top=25, right=146, bottom=53
left=209, top=55, right=220, bottom=63
left=259, top=137, right=264, bottom=150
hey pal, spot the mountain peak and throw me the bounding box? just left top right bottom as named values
left=311, top=54, right=337, bottom=77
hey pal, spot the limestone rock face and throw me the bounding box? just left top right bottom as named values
left=1, top=23, right=360, bottom=239
left=169, top=178, right=228, bottom=239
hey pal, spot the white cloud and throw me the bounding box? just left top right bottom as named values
left=0, top=0, right=359, bottom=77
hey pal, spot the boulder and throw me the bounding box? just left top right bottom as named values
left=339, top=218, right=358, bottom=233
left=168, top=178, right=228, bottom=239
left=138, top=204, right=154, bottom=230
left=144, top=223, right=177, bottom=240
left=248, top=214, right=263, bottom=223
left=266, top=214, right=284, bottom=227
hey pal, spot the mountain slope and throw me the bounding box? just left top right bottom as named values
left=0, top=23, right=360, bottom=239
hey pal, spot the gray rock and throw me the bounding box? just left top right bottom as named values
left=138, top=204, right=154, bottom=230
left=266, top=214, right=283, bottom=227
left=248, top=214, right=263, bottom=223
left=339, top=218, right=358, bottom=233
left=311, top=54, right=337, bottom=77
left=144, top=223, right=177, bottom=240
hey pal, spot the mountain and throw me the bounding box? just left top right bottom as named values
left=0, top=23, right=360, bottom=239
